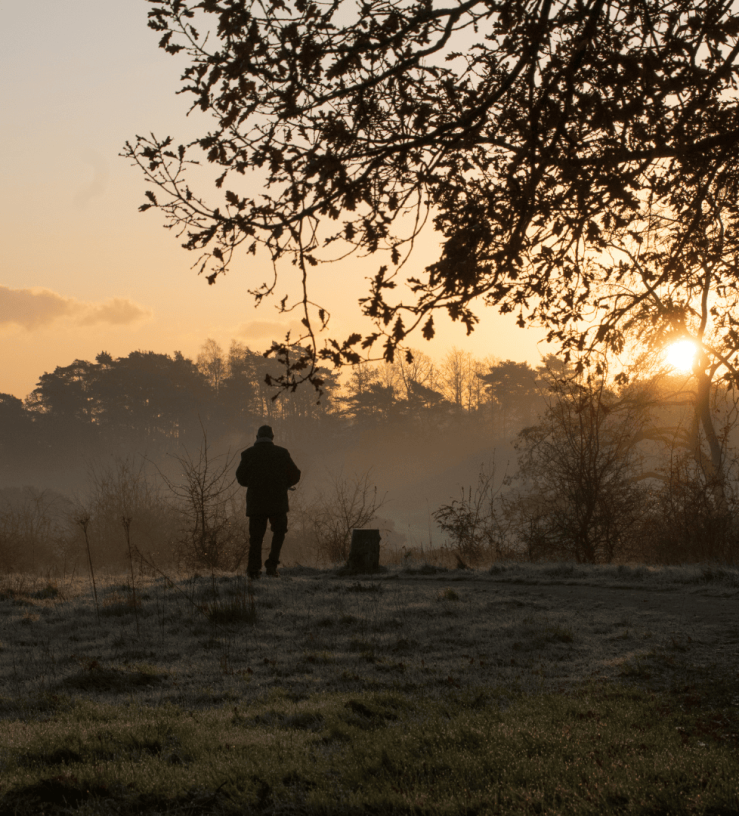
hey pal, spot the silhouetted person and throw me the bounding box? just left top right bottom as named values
left=236, top=425, right=301, bottom=578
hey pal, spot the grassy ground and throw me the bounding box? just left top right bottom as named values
left=0, top=564, right=738, bottom=814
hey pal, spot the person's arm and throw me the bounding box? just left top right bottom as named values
left=235, top=450, right=251, bottom=487
left=285, top=454, right=301, bottom=488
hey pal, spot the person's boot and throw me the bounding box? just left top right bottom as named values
left=247, top=558, right=262, bottom=579
left=247, top=538, right=263, bottom=580
left=265, top=560, right=279, bottom=578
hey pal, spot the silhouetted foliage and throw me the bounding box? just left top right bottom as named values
left=125, top=0, right=739, bottom=395
left=342, top=381, right=398, bottom=423
left=478, top=361, right=542, bottom=437
left=0, top=394, right=33, bottom=481
left=506, top=376, right=648, bottom=564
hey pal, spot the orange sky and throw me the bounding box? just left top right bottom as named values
left=0, top=0, right=549, bottom=401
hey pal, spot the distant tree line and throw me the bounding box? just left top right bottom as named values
left=4, top=339, right=739, bottom=572
left=0, top=340, right=554, bottom=489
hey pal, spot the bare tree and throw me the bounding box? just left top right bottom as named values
left=436, top=348, right=491, bottom=414
left=393, top=349, right=438, bottom=403
left=160, top=429, right=246, bottom=571
left=304, top=470, right=387, bottom=564
left=197, top=338, right=227, bottom=395
left=437, top=348, right=471, bottom=411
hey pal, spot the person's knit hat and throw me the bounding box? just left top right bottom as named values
left=257, top=424, right=274, bottom=439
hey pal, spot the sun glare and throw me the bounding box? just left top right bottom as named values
left=665, top=339, right=697, bottom=372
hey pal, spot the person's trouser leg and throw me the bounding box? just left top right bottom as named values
left=248, top=515, right=268, bottom=576
left=265, top=513, right=288, bottom=572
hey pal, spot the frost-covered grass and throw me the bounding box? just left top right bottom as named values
left=3, top=684, right=738, bottom=815
left=486, top=561, right=739, bottom=587
left=1, top=563, right=738, bottom=814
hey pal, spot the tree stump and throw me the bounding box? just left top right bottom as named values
left=345, top=529, right=381, bottom=573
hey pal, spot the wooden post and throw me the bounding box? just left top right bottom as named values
left=345, top=529, right=381, bottom=573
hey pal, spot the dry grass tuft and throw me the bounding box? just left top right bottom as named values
left=438, top=587, right=461, bottom=601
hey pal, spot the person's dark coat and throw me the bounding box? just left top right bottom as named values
left=235, top=438, right=301, bottom=516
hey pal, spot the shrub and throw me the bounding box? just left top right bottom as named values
left=638, top=452, right=739, bottom=564
left=293, top=470, right=386, bottom=564
left=79, top=456, right=179, bottom=571
left=433, top=462, right=511, bottom=564
left=0, top=488, right=75, bottom=573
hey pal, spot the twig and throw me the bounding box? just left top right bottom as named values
left=76, top=513, right=100, bottom=624
left=122, top=515, right=140, bottom=637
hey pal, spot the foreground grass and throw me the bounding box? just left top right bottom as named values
left=1, top=683, right=737, bottom=815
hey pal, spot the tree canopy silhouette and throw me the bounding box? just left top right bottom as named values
left=125, top=0, right=739, bottom=389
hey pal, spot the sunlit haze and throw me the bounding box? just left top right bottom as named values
left=0, top=2, right=548, bottom=400
left=665, top=339, right=697, bottom=373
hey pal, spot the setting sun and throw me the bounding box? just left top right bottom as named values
left=665, top=339, right=697, bottom=372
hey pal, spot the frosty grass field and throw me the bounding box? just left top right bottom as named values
left=1, top=562, right=738, bottom=814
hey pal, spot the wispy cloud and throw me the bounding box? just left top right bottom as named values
left=235, top=320, right=303, bottom=341
left=78, top=298, right=150, bottom=326
left=73, top=150, right=109, bottom=208
left=0, top=286, right=151, bottom=330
